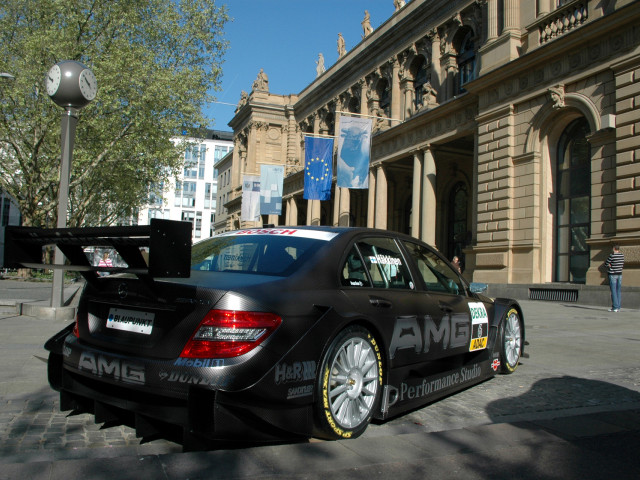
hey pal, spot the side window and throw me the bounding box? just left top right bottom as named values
left=403, top=241, right=463, bottom=295
left=357, top=237, right=413, bottom=289
left=341, top=246, right=371, bottom=287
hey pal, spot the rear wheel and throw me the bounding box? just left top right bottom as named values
left=315, top=326, right=383, bottom=440
left=500, top=307, right=522, bottom=373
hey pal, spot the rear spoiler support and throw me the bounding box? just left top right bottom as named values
left=3, top=219, right=192, bottom=283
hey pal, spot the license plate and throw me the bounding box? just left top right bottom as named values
left=106, top=308, right=155, bottom=335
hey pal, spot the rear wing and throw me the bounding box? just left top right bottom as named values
left=3, top=219, right=192, bottom=282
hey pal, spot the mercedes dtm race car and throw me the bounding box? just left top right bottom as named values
left=5, top=220, right=524, bottom=448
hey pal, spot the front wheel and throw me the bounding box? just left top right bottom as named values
left=315, top=326, right=383, bottom=440
left=500, top=307, right=522, bottom=374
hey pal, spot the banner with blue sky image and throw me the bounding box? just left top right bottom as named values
left=336, top=116, right=372, bottom=189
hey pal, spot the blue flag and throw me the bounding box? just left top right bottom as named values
left=304, top=137, right=334, bottom=201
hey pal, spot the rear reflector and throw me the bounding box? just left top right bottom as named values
left=180, top=309, right=281, bottom=358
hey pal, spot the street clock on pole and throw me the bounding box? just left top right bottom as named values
left=46, top=61, right=97, bottom=108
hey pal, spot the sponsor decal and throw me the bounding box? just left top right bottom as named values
left=287, top=384, right=314, bottom=399
left=491, top=359, right=501, bottom=371
left=468, top=302, right=489, bottom=352
left=389, top=314, right=469, bottom=359
left=275, top=361, right=316, bottom=384
left=106, top=308, right=154, bottom=335
left=386, top=363, right=483, bottom=407
left=174, top=357, right=225, bottom=368
left=78, top=352, right=145, bottom=385
left=369, top=254, right=402, bottom=266
left=216, top=229, right=338, bottom=241
left=159, top=370, right=223, bottom=386
left=350, top=280, right=364, bottom=286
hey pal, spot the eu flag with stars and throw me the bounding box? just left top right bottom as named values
left=304, top=136, right=334, bottom=201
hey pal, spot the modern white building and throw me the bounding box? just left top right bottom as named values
left=137, top=129, right=233, bottom=243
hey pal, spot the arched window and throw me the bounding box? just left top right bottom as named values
left=378, top=79, right=390, bottom=118
left=458, top=30, right=475, bottom=92
left=412, top=57, right=428, bottom=110
left=555, top=118, right=591, bottom=283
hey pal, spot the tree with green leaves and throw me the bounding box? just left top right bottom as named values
left=0, top=0, right=229, bottom=227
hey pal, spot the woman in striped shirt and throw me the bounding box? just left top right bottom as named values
left=604, top=245, right=624, bottom=312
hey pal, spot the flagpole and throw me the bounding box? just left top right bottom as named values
left=335, top=110, right=402, bottom=122
left=303, top=133, right=336, bottom=139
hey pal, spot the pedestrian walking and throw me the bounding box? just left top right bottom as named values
left=604, top=244, right=624, bottom=312
left=451, top=256, right=462, bottom=274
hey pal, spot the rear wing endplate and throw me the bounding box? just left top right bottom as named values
left=3, top=219, right=192, bottom=281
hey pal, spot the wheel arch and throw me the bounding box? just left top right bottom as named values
left=492, top=299, right=525, bottom=356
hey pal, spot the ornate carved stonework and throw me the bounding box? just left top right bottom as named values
left=548, top=85, right=565, bottom=109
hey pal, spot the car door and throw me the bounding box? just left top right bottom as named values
left=399, top=240, right=489, bottom=364
left=339, top=235, right=440, bottom=370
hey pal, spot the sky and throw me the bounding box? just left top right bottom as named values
left=206, top=0, right=404, bottom=131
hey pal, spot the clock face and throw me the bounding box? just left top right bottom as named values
left=46, top=64, right=61, bottom=97
left=78, top=69, right=97, bottom=101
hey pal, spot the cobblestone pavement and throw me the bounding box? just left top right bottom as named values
left=0, top=298, right=638, bottom=464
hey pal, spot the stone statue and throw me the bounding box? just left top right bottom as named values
left=337, top=33, right=346, bottom=58
left=394, top=0, right=406, bottom=11
left=421, top=81, right=438, bottom=109
left=252, top=69, right=269, bottom=91
left=316, top=53, right=325, bottom=77
left=235, top=90, right=248, bottom=112
left=361, top=10, right=373, bottom=38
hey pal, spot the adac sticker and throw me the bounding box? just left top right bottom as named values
left=468, top=302, right=489, bottom=352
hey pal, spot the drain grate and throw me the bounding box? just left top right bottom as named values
left=529, top=288, right=578, bottom=302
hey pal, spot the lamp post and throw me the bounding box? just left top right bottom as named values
left=45, top=61, right=97, bottom=308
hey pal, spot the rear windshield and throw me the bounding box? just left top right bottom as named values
left=191, top=230, right=335, bottom=276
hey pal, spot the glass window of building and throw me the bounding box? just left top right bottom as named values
left=458, top=30, right=476, bottom=92
left=555, top=118, right=591, bottom=284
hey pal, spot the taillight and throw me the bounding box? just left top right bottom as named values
left=72, top=314, right=80, bottom=338
left=180, top=310, right=282, bottom=358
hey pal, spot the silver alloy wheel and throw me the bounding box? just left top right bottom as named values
left=503, top=310, right=522, bottom=367
left=328, top=336, right=379, bottom=429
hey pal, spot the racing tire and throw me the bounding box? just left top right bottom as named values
left=315, top=325, right=383, bottom=440
left=500, top=307, right=522, bottom=374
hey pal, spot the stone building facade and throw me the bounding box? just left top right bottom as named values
left=222, top=0, right=640, bottom=287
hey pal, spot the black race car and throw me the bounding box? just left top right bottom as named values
left=6, top=220, right=524, bottom=447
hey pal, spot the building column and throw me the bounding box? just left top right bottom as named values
left=311, top=199, right=321, bottom=226
left=339, top=187, right=350, bottom=226
left=367, top=169, right=376, bottom=227
left=287, top=197, right=298, bottom=226
left=504, top=0, right=520, bottom=32
left=390, top=58, right=401, bottom=125
left=487, top=0, right=499, bottom=40
left=306, top=199, right=312, bottom=226
left=537, top=0, right=551, bottom=17
left=359, top=79, right=369, bottom=117
left=412, top=151, right=423, bottom=238
left=375, top=164, right=388, bottom=229
left=332, top=188, right=340, bottom=226
left=428, top=30, right=442, bottom=102
left=421, top=146, right=436, bottom=245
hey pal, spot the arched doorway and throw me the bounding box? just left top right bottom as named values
left=555, top=118, right=591, bottom=283
left=447, top=182, right=469, bottom=268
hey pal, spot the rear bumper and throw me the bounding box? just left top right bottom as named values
left=48, top=345, right=315, bottom=443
